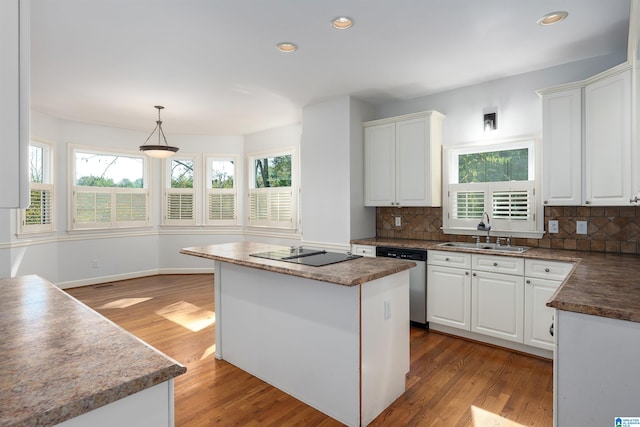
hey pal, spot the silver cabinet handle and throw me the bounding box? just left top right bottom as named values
left=493, top=262, right=498, bottom=267
left=465, top=271, right=469, bottom=275
left=549, top=322, right=554, bottom=337
left=585, top=200, right=591, bottom=205
left=544, top=200, right=548, bottom=205
left=545, top=268, right=550, bottom=273
left=472, top=272, right=477, bottom=277
left=445, top=257, right=450, bottom=261
left=526, top=279, right=531, bottom=284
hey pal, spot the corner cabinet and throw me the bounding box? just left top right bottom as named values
left=584, top=68, right=632, bottom=206
left=539, top=65, right=633, bottom=206
left=0, top=0, right=30, bottom=208
left=364, top=111, right=444, bottom=207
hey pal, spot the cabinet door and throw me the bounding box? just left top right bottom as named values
left=524, top=277, right=559, bottom=350
left=0, top=0, right=30, bottom=208
left=396, top=117, right=430, bottom=206
left=364, top=123, right=395, bottom=206
left=585, top=69, right=632, bottom=206
left=542, top=88, right=582, bottom=206
left=471, top=271, right=524, bottom=343
left=427, top=265, right=471, bottom=330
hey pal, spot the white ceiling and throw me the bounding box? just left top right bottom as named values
left=30, top=0, right=630, bottom=136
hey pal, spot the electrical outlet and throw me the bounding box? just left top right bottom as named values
left=548, top=220, right=559, bottom=234
left=576, top=221, right=588, bottom=235
left=92, top=259, right=100, bottom=268
left=395, top=216, right=401, bottom=227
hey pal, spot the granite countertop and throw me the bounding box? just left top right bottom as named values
left=0, top=275, right=186, bottom=427
left=352, top=237, right=640, bottom=323
left=180, top=241, right=416, bottom=286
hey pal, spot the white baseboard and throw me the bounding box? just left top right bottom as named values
left=56, top=268, right=215, bottom=289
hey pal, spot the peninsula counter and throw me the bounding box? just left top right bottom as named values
left=180, top=242, right=416, bottom=427
left=0, top=275, right=186, bottom=427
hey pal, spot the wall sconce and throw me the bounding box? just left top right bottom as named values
left=484, top=112, right=497, bottom=132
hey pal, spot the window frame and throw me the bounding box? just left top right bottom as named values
left=205, top=155, right=239, bottom=226
left=69, top=145, right=150, bottom=231
left=18, top=138, right=56, bottom=236
left=163, top=155, right=199, bottom=226
left=246, top=147, right=297, bottom=230
left=442, top=138, right=544, bottom=238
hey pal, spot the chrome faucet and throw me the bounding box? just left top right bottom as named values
left=477, top=212, right=491, bottom=243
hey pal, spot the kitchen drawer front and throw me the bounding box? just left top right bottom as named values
left=525, top=259, right=575, bottom=281
left=427, top=250, right=472, bottom=269
left=351, top=244, right=376, bottom=258
left=472, top=254, right=524, bottom=275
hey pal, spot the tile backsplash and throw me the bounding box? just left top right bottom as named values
left=376, top=206, right=640, bottom=255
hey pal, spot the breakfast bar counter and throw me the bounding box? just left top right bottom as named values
left=181, top=242, right=416, bottom=427
left=0, top=275, right=186, bottom=427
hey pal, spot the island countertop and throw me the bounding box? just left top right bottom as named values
left=352, top=237, right=640, bottom=324
left=0, top=275, right=186, bottom=427
left=180, top=241, right=416, bottom=286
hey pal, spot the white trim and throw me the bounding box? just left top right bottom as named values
left=55, top=268, right=215, bottom=289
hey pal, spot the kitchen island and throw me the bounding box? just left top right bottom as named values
left=0, top=275, right=186, bottom=427
left=180, top=242, right=416, bottom=427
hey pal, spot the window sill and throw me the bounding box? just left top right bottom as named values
left=442, top=227, right=545, bottom=240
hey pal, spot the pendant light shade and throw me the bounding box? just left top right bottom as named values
left=139, top=105, right=179, bottom=158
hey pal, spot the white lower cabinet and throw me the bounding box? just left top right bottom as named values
left=427, top=250, right=574, bottom=354
left=351, top=244, right=376, bottom=258
left=524, top=277, right=559, bottom=350
left=471, top=270, right=524, bottom=343
left=427, top=264, right=471, bottom=330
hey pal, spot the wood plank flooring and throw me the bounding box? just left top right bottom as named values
left=66, top=274, right=553, bottom=427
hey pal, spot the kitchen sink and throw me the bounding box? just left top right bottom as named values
left=437, top=242, right=530, bottom=253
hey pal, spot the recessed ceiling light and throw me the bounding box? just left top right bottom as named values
left=277, top=42, right=297, bottom=53
left=331, top=16, right=354, bottom=30
left=537, top=11, right=568, bottom=26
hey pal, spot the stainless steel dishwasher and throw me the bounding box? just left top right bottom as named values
left=376, top=246, right=428, bottom=328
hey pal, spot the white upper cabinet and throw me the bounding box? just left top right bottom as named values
left=0, top=0, right=30, bottom=209
left=541, top=87, right=582, bottom=206
left=539, top=65, right=633, bottom=206
left=584, top=68, right=632, bottom=206
left=364, top=111, right=444, bottom=207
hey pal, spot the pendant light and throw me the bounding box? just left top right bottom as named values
left=139, top=105, right=179, bottom=158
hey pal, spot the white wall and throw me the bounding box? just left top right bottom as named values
left=375, top=52, right=627, bottom=147
left=300, top=96, right=376, bottom=249
left=349, top=98, right=377, bottom=240
left=2, top=113, right=263, bottom=286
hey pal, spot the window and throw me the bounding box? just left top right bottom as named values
left=20, top=140, right=55, bottom=234
left=206, top=157, right=237, bottom=225
left=443, top=139, right=542, bottom=236
left=247, top=149, right=296, bottom=229
left=71, top=147, right=149, bottom=230
left=164, top=157, right=196, bottom=225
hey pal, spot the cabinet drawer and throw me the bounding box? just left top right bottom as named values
left=525, top=259, right=575, bottom=281
left=428, top=250, right=471, bottom=269
left=472, top=254, right=524, bottom=275
left=351, top=244, right=376, bottom=258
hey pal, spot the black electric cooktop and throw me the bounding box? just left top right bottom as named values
left=250, top=247, right=361, bottom=267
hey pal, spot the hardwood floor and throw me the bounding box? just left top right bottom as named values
left=66, top=274, right=552, bottom=426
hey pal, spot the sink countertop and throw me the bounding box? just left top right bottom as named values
left=180, top=241, right=416, bottom=287
left=0, top=275, right=186, bottom=427
left=352, top=237, right=640, bottom=323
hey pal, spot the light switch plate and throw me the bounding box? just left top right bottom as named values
left=395, top=216, right=401, bottom=227
left=576, top=220, right=588, bottom=235
left=548, top=220, right=559, bottom=234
